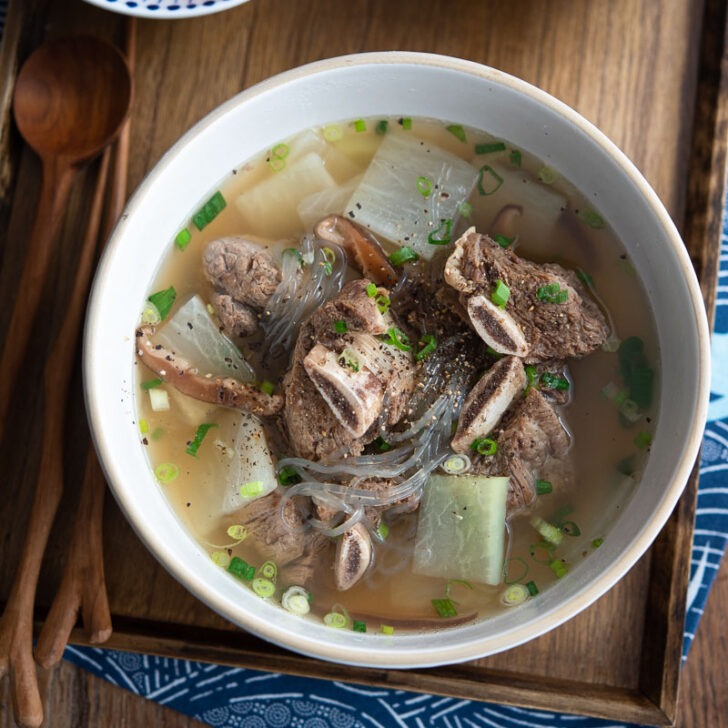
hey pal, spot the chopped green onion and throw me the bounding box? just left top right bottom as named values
left=148, top=286, right=177, bottom=321
left=323, top=612, right=349, bottom=629
left=259, top=561, right=277, bottom=581
left=389, top=246, right=419, bottom=266
left=141, top=300, right=161, bottom=325
left=592, top=537, right=604, bottom=548
left=281, top=586, right=311, bottom=616
left=577, top=208, right=605, bottom=229
left=427, top=218, right=453, bottom=245
left=486, top=345, right=505, bottom=360
left=576, top=269, right=594, bottom=287
left=470, top=437, right=497, bottom=456
left=509, top=149, right=522, bottom=167
left=148, top=388, right=170, bottom=412
left=376, top=523, right=390, bottom=541
left=226, top=524, right=248, bottom=542
left=141, top=378, right=163, bottom=390
left=501, top=583, right=529, bottom=606
left=240, top=481, right=265, bottom=498
left=322, top=246, right=336, bottom=263
left=618, top=337, right=654, bottom=409
left=174, top=228, right=191, bottom=251
left=442, top=453, right=471, bottom=475
left=560, top=520, right=581, bottom=537
left=374, top=435, right=391, bottom=452
left=445, top=579, right=473, bottom=600
left=365, top=282, right=378, bottom=297
left=139, top=419, right=149, bottom=434
left=525, top=365, right=540, bottom=391
left=549, top=559, right=569, bottom=578
left=322, top=261, right=333, bottom=275
left=154, top=462, right=179, bottom=484
left=228, top=556, right=255, bottom=581
left=400, top=117, right=412, bottom=130
left=353, top=119, right=366, bottom=132
left=277, top=465, right=301, bottom=487
left=381, top=327, right=411, bottom=352
left=458, top=201, right=473, bottom=218
left=503, top=557, right=529, bottom=584
left=323, top=124, right=343, bottom=141
left=536, top=282, right=569, bottom=304
left=375, top=119, right=388, bottom=135
left=252, top=578, right=276, bottom=598
left=375, top=293, right=391, bottom=314
left=477, top=165, right=504, bottom=196
left=475, top=141, right=506, bottom=154
left=530, top=515, right=563, bottom=546
left=634, top=431, right=652, bottom=449
left=536, top=479, right=553, bottom=495
left=268, top=157, right=285, bottom=172
left=151, top=427, right=165, bottom=441
left=185, top=423, right=218, bottom=457
left=352, top=620, right=367, bottom=633
left=415, top=333, right=437, bottom=361
left=446, top=124, right=466, bottom=142
left=282, top=248, right=304, bottom=266
left=540, top=372, right=570, bottom=391
left=526, top=580, right=539, bottom=596
left=538, top=166, right=558, bottom=184
left=431, top=598, right=458, bottom=618
left=529, top=541, right=556, bottom=563
left=338, top=351, right=360, bottom=372
left=493, top=234, right=513, bottom=248
left=491, top=279, right=510, bottom=308
left=416, top=175, right=433, bottom=197
left=381, top=624, right=394, bottom=635
left=211, top=551, right=231, bottom=568
left=192, top=191, right=226, bottom=231
left=619, top=398, right=642, bottom=423
left=271, top=142, right=290, bottom=159
left=617, top=455, right=636, bottom=476
left=333, top=320, right=348, bottom=334
left=259, top=380, right=275, bottom=396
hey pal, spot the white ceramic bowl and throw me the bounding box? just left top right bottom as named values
left=85, top=52, right=710, bottom=668
left=82, top=0, right=251, bottom=19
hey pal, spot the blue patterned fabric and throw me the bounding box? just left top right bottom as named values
left=63, top=199, right=728, bottom=727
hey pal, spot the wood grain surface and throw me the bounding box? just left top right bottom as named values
left=0, top=0, right=726, bottom=725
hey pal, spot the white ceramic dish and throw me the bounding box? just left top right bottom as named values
left=84, top=52, right=710, bottom=668
left=82, top=0, right=251, bottom=19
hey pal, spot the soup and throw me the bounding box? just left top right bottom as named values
left=134, top=117, right=657, bottom=632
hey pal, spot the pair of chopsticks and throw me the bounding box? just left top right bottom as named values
left=0, top=20, right=135, bottom=728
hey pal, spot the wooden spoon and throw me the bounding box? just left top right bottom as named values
left=0, top=36, right=132, bottom=442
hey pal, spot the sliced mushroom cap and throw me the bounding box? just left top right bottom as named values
left=466, top=294, right=529, bottom=357
left=334, top=522, right=373, bottom=591
left=136, top=326, right=283, bottom=417
left=451, top=356, right=527, bottom=453
left=315, top=215, right=398, bottom=287
left=303, top=343, right=385, bottom=438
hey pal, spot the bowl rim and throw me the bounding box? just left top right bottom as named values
left=85, top=51, right=711, bottom=668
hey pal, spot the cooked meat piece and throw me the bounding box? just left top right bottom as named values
left=136, top=326, right=282, bottom=416
left=281, top=532, right=331, bottom=587
left=283, top=279, right=415, bottom=460
left=334, top=522, right=373, bottom=591
left=451, top=356, right=527, bottom=453
left=444, top=228, right=609, bottom=362
left=527, top=360, right=572, bottom=406
left=472, top=388, right=571, bottom=513
left=315, top=215, right=398, bottom=287
left=203, top=237, right=281, bottom=337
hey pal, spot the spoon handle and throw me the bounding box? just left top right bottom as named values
left=0, top=156, right=77, bottom=441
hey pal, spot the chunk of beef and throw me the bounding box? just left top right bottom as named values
left=203, top=237, right=281, bottom=337
left=444, top=228, right=609, bottom=362
left=283, top=279, right=415, bottom=460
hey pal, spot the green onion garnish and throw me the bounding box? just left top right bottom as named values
left=509, top=149, right=522, bottom=167
left=530, top=515, right=563, bottom=546
left=283, top=248, right=304, bottom=266
left=441, top=453, right=471, bottom=475
left=501, top=584, right=529, bottom=606
left=576, top=269, right=594, bottom=287
left=375, top=293, right=390, bottom=314
left=470, top=437, right=497, bottom=456
left=525, top=365, right=540, bottom=391
left=151, top=427, right=165, bottom=441
left=560, top=520, right=581, bottom=537
left=211, top=550, right=231, bottom=568
left=175, top=228, right=191, bottom=251
left=154, top=462, right=179, bottom=484
left=141, top=300, right=161, bottom=325
left=536, top=479, right=553, bottom=495
left=353, top=119, right=366, bottom=132
left=338, top=351, right=360, bottom=372
left=185, top=423, right=218, bottom=457
left=333, top=320, right=348, bottom=334
left=192, top=190, right=226, bottom=231
left=503, top=557, right=529, bottom=584
left=374, top=435, right=391, bottom=452
left=432, top=598, right=458, bottom=618
left=139, top=419, right=149, bottom=435
left=323, top=124, right=343, bottom=141
left=416, top=175, right=433, bottom=197
left=538, top=166, right=558, bottom=184
left=375, top=119, right=388, bottom=135
left=475, top=141, right=506, bottom=154
left=477, top=165, right=504, bottom=196
left=277, top=465, right=301, bottom=487
left=486, top=345, right=505, bottom=360
left=400, top=117, right=412, bottom=130
left=352, top=620, right=367, bottom=633
left=617, top=455, right=636, bottom=476
left=148, top=286, right=177, bottom=321
left=577, top=208, right=605, bottom=229
left=240, top=481, right=265, bottom=498
left=634, top=431, right=652, bottom=449
left=268, top=157, right=285, bottom=172
left=446, top=124, right=466, bottom=142
left=536, top=282, right=569, bottom=304
left=141, top=378, right=163, bottom=390
left=539, top=372, right=570, bottom=390
left=252, top=578, right=276, bottom=598
left=365, top=282, right=378, bottom=297
left=259, top=380, right=275, bottom=396
left=592, top=537, right=604, bottom=548
left=323, top=612, right=349, bottom=629
left=427, top=218, right=453, bottom=245
left=458, top=201, right=472, bottom=218
left=549, top=559, right=569, bottom=578
left=381, top=624, right=394, bottom=635
left=322, top=261, right=333, bottom=275
left=618, top=337, right=654, bottom=409
left=376, top=523, right=390, bottom=540
left=271, top=142, right=290, bottom=159
left=281, top=586, right=311, bottom=616
left=415, top=333, right=437, bottom=361
left=226, top=524, right=248, bottom=542
left=491, top=279, right=510, bottom=308
left=529, top=541, right=556, bottom=563
left=526, top=580, right=539, bottom=596
left=381, top=326, right=411, bottom=351
left=228, top=556, right=255, bottom=581
left=259, top=561, right=277, bottom=581
left=389, top=246, right=419, bottom=266
left=493, top=234, right=513, bottom=248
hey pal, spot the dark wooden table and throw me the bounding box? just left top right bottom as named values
left=1, top=0, right=726, bottom=726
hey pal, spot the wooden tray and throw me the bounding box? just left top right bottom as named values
left=1, top=0, right=726, bottom=725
